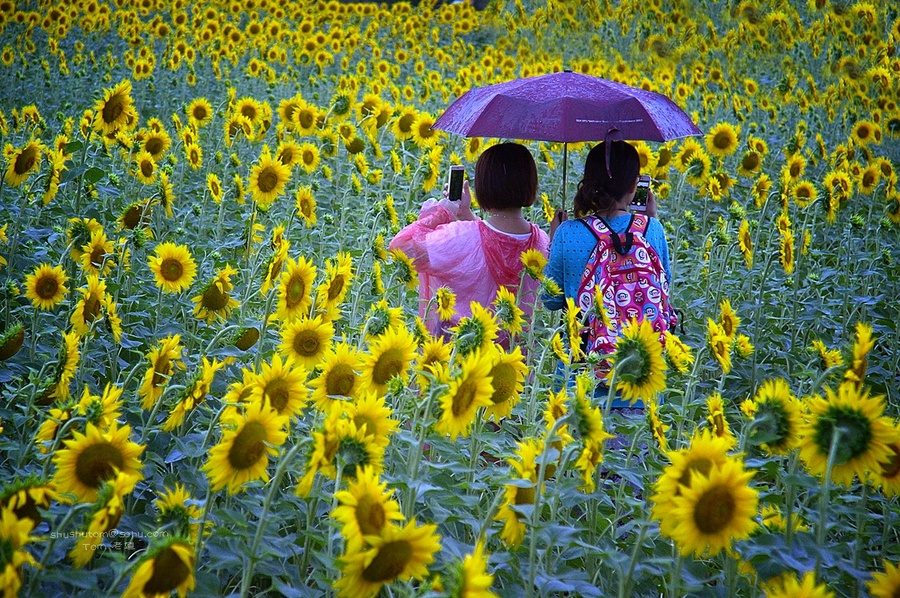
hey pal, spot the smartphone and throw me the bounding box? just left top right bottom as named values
left=447, top=165, right=465, bottom=201
left=631, top=175, right=651, bottom=211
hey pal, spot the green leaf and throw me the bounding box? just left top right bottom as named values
left=84, top=166, right=105, bottom=184
left=64, top=141, right=84, bottom=154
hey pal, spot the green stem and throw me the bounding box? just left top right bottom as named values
left=526, top=415, right=569, bottom=598
left=815, top=426, right=843, bottom=571
left=240, top=441, right=305, bottom=598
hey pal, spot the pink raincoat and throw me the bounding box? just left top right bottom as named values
left=389, top=199, right=550, bottom=341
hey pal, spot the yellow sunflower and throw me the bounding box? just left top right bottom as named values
left=204, top=399, right=289, bottom=494
left=447, top=539, right=498, bottom=598
left=155, top=483, right=202, bottom=542
left=310, top=342, right=362, bottom=412
left=251, top=354, right=309, bottom=420
left=389, top=248, right=418, bottom=291
left=162, top=357, right=224, bottom=431
left=451, top=302, right=499, bottom=357
left=148, top=242, right=197, bottom=294
left=275, top=255, right=317, bottom=321
left=132, top=150, right=157, bottom=185
left=278, top=315, right=334, bottom=369
left=249, top=145, right=291, bottom=208
left=705, top=122, right=740, bottom=157
left=763, top=571, right=835, bottom=598
left=69, top=471, right=138, bottom=567
left=315, top=252, right=354, bottom=311
left=331, top=465, right=404, bottom=551
left=346, top=392, right=400, bottom=448
left=650, top=429, right=736, bottom=539
left=93, top=79, right=137, bottom=136
left=334, top=519, right=441, bottom=598
left=359, top=325, right=417, bottom=395
left=707, top=318, right=733, bottom=375
left=138, top=334, right=184, bottom=410
left=718, top=299, right=741, bottom=339
left=410, top=112, right=440, bottom=148
left=492, top=286, right=524, bottom=336
left=483, top=345, right=527, bottom=421
left=869, top=559, right=900, bottom=598
left=4, top=139, right=43, bottom=187
left=844, top=321, right=875, bottom=389
left=69, top=274, right=107, bottom=336
left=121, top=538, right=196, bottom=598
left=609, top=318, right=668, bottom=405
left=78, top=229, right=116, bottom=276
left=667, top=458, right=758, bottom=557
left=0, top=506, right=38, bottom=598
left=434, top=349, right=494, bottom=440
left=52, top=421, right=144, bottom=503
left=435, top=286, right=457, bottom=322
left=24, top=263, right=69, bottom=310
left=797, top=381, right=895, bottom=487
left=297, top=141, right=320, bottom=174
left=51, top=330, right=81, bottom=401
left=207, top=173, right=224, bottom=204
left=741, top=378, right=802, bottom=455
left=191, top=264, right=240, bottom=324
left=295, top=185, right=318, bottom=228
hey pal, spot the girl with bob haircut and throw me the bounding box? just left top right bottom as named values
left=390, top=142, right=550, bottom=343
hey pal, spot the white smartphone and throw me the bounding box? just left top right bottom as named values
left=631, top=175, right=651, bottom=211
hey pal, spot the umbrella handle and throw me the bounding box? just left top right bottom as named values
left=561, top=142, right=568, bottom=213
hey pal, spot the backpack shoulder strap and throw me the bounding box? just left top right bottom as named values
left=598, top=214, right=635, bottom=255
left=631, top=213, right=650, bottom=235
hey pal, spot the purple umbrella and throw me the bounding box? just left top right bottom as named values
left=433, top=71, right=702, bottom=204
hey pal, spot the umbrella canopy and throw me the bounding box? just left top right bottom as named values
left=433, top=70, right=701, bottom=143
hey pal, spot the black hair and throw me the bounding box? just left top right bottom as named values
left=474, top=142, right=538, bottom=210
left=573, top=141, right=641, bottom=216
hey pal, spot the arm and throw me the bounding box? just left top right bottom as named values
left=388, top=182, right=478, bottom=271
left=542, top=223, right=570, bottom=311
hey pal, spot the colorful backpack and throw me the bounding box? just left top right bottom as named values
left=575, top=213, right=677, bottom=369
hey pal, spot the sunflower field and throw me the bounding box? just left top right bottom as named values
left=1, top=0, right=900, bottom=596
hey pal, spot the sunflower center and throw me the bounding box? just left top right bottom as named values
left=451, top=377, right=478, bottom=417
left=713, top=132, right=733, bottom=150
left=102, top=96, right=125, bottom=125
left=292, top=330, right=321, bottom=357
left=693, top=485, right=736, bottom=534
left=202, top=284, right=227, bottom=311
left=371, top=348, right=405, bottom=387
left=83, top=295, right=102, bottom=323
left=326, top=364, right=356, bottom=397
left=284, top=276, right=307, bottom=308
left=142, top=545, right=191, bottom=595
left=228, top=420, right=268, bottom=470
left=327, top=276, right=345, bottom=301
left=489, top=363, right=516, bottom=404
left=361, top=539, right=412, bottom=583
left=146, top=137, right=164, bottom=156
left=14, top=148, right=37, bottom=174
left=35, top=275, right=59, bottom=299
left=75, top=441, right=125, bottom=489
left=398, top=114, right=415, bottom=134
left=90, top=245, right=105, bottom=268
left=257, top=167, right=279, bottom=193
left=880, top=444, right=900, bottom=479
left=514, top=484, right=535, bottom=506
left=160, top=258, right=184, bottom=282
left=122, top=204, right=149, bottom=229
left=151, top=357, right=171, bottom=388
left=356, top=493, right=386, bottom=536
left=263, top=378, right=291, bottom=413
